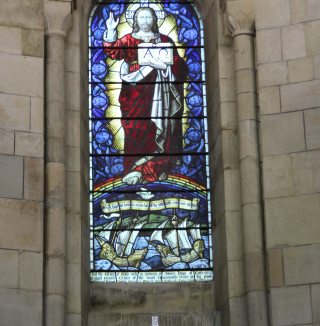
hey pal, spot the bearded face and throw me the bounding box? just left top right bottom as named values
left=137, top=10, right=153, bottom=32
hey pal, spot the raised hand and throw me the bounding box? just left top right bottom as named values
left=106, top=12, right=119, bottom=31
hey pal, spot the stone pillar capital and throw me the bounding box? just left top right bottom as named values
left=44, top=1, right=72, bottom=36
left=223, top=0, right=255, bottom=38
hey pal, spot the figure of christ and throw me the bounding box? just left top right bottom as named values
left=103, top=8, right=188, bottom=185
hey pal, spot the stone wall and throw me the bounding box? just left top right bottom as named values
left=0, top=0, right=45, bottom=325
left=0, top=0, right=319, bottom=325
left=256, top=1, right=320, bottom=325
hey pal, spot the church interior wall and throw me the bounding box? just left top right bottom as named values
left=0, top=0, right=319, bottom=325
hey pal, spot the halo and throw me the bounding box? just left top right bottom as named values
left=125, top=1, right=165, bottom=28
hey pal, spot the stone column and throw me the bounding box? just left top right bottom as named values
left=44, top=2, right=71, bottom=326
left=224, top=1, right=269, bottom=325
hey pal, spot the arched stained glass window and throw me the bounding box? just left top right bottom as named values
left=89, top=0, right=213, bottom=283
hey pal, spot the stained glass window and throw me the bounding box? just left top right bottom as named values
left=89, top=0, right=213, bottom=283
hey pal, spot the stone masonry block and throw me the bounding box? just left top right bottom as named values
left=24, top=157, right=44, bottom=201
left=292, top=150, right=320, bottom=194
left=284, top=244, right=320, bottom=285
left=256, top=28, right=281, bottom=64
left=0, top=130, right=14, bottom=155
left=22, top=28, right=44, bottom=57
left=263, top=155, right=295, bottom=198
left=258, top=62, right=288, bottom=88
left=268, top=249, right=284, bottom=287
left=281, top=24, right=306, bottom=60
left=19, top=251, right=43, bottom=291
left=228, top=260, right=245, bottom=298
left=0, top=53, right=43, bottom=97
left=259, top=86, right=281, bottom=115
left=0, top=198, right=43, bottom=251
left=0, top=0, right=44, bottom=30
left=315, top=55, right=320, bottom=79
left=31, top=97, right=44, bottom=133
left=0, top=26, right=21, bottom=55
left=0, top=93, right=30, bottom=131
left=244, top=253, right=265, bottom=291
left=260, top=112, right=305, bottom=156
left=312, top=284, right=320, bottom=322
left=0, top=154, right=23, bottom=199
left=281, top=79, right=320, bottom=112
left=0, top=288, right=42, bottom=325
left=288, top=57, right=314, bottom=83
left=256, top=0, right=290, bottom=30
left=0, top=249, right=19, bottom=288
left=305, top=20, right=320, bottom=56
left=15, top=131, right=43, bottom=158
left=271, top=285, right=312, bottom=325
left=265, top=194, right=320, bottom=248
left=66, top=263, right=81, bottom=314
left=304, top=108, right=320, bottom=150
left=290, top=0, right=308, bottom=23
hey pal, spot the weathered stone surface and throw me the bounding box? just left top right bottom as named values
left=247, top=291, right=269, bottom=326
left=89, top=312, right=220, bottom=326
left=0, top=26, right=21, bottom=55
left=19, top=251, right=43, bottom=291
left=305, top=20, right=320, bottom=56
left=256, top=28, right=281, bottom=64
left=263, top=155, right=295, bottom=198
left=22, top=28, right=44, bottom=57
left=291, top=0, right=320, bottom=22
left=218, top=45, right=235, bottom=78
left=220, top=78, right=236, bottom=102
left=0, top=154, right=23, bottom=199
left=244, top=253, right=265, bottom=291
left=304, top=108, right=320, bottom=150
left=0, top=0, right=44, bottom=29
left=0, top=249, right=19, bottom=288
left=31, top=97, right=43, bottom=133
left=256, top=0, right=290, bottom=30
left=290, top=0, right=308, bottom=23
left=259, top=86, right=280, bottom=115
left=24, top=157, right=44, bottom=201
left=284, top=244, right=320, bottom=285
left=258, top=62, right=288, bottom=88
left=265, top=194, right=320, bottom=248
left=260, top=112, right=305, bottom=155
left=0, top=198, right=43, bottom=251
left=0, top=93, right=30, bottom=131
left=271, top=285, right=312, bottom=325
left=267, top=249, right=284, bottom=287
left=281, top=79, right=320, bottom=112
left=237, top=93, right=256, bottom=121
left=315, top=55, right=320, bottom=79
left=65, top=44, right=80, bottom=73
left=0, top=53, right=43, bottom=97
left=15, top=131, right=43, bottom=158
left=281, top=23, right=306, bottom=60
left=292, top=150, right=320, bottom=194
left=229, top=297, right=248, bottom=326
left=66, top=263, right=81, bottom=313
left=312, top=284, right=320, bottom=322
left=0, top=289, right=42, bottom=325
left=0, top=130, right=14, bottom=155
left=236, top=69, right=255, bottom=94
left=228, top=260, right=245, bottom=298
left=288, top=57, right=314, bottom=83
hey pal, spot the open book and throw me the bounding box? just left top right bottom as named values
left=138, top=43, right=174, bottom=65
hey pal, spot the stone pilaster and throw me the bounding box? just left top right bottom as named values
left=224, top=1, right=269, bottom=325
left=44, top=2, right=72, bottom=326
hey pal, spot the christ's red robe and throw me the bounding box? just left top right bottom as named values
left=103, top=33, right=188, bottom=182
